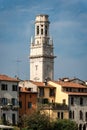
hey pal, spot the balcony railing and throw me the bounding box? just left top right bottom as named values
left=0, top=104, right=19, bottom=111
left=37, top=103, right=69, bottom=111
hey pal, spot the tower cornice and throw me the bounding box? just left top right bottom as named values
left=29, top=55, right=56, bottom=59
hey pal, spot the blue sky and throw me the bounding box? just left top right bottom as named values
left=0, top=0, right=87, bottom=80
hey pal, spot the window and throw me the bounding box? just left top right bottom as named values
left=57, top=112, right=63, bottom=119
left=1, top=84, right=7, bottom=90
left=79, top=124, right=82, bottom=130
left=71, top=97, right=74, bottom=105
left=49, top=88, right=55, bottom=97
left=57, top=112, right=60, bottom=119
left=45, top=25, right=47, bottom=35
left=19, top=101, right=22, bottom=108
left=66, top=88, right=68, bottom=92
left=37, top=26, right=39, bottom=35
left=12, top=114, right=16, bottom=125
left=73, top=111, right=74, bottom=119
left=61, top=112, right=63, bottom=119
left=12, top=85, right=17, bottom=91
left=43, top=98, right=48, bottom=104
left=28, top=102, right=32, bottom=109
left=12, top=98, right=17, bottom=105
left=80, top=111, right=83, bottom=120
left=69, top=111, right=72, bottom=119
left=2, top=98, right=7, bottom=105
left=39, top=88, right=44, bottom=97
left=69, top=88, right=72, bottom=92
left=3, top=113, right=6, bottom=123
left=80, top=97, right=83, bottom=105
left=85, top=112, right=87, bottom=121
left=78, top=88, right=81, bottom=92
left=41, top=28, right=43, bottom=35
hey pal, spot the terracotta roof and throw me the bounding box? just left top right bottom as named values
left=54, top=81, right=87, bottom=88
left=30, top=81, right=56, bottom=88
left=0, top=74, right=19, bottom=82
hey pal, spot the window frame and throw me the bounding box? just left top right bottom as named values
left=1, top=84, right=8, bottom=91
left=28, top=102, right=32, bottom=109
left=12, top=85, right=17, bottom=91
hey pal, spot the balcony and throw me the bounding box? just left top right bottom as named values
left=0, top=105, right=9, bottom=110
left=38, top=103, right=69, bottom=111
left=52, top=103, right=69, bottom=110
left=12, top=105, right=19, bottom=111
left=0, top=103, right=19, bottom=111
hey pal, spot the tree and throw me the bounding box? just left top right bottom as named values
left=52, top=119, right=78, bottom=130
left=26, top=111, right=50, bottom=130
left=19, top=112, right=78, bottom=130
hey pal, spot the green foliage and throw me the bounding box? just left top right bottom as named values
left=52, top=119, right=78, bottom=130
left=19, top=112, right=78, bottom=130
left=26, top=111, right=50, bottom=130
left=18, top=115, right=28, bottom=128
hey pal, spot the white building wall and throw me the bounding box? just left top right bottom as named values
left=69, top=96, right=87, bottom=128
left=19, top=80, right=37, bottom=92
left=0, top=81, right=19, bottom=125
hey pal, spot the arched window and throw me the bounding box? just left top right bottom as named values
left=41, top=28, right=43, bottom=35
left=45, top=25, right=48, bottom=35
left=37, top=26, right=39, bottom=35
left=80, top=111, right=83, bottom=120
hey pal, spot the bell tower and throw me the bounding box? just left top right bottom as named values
left=30, top=14, right=56, bottom=82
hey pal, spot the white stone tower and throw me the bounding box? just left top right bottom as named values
left=30, top=14, right=56, bottom=82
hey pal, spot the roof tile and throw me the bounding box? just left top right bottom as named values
left=0, top=74, right=19, bottom=82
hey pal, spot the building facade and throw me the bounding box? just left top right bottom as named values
left=29, top=14, right=56, bottom=82
left=49, top=78, right=87, bottom=130
left=27, top=80, right=69, bottom=121
left=19, top=81, right=37, bottom=117
left=0, top=74, right=19, bottom=125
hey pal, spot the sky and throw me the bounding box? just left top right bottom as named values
left=0, top=0, right=87, bottom=81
